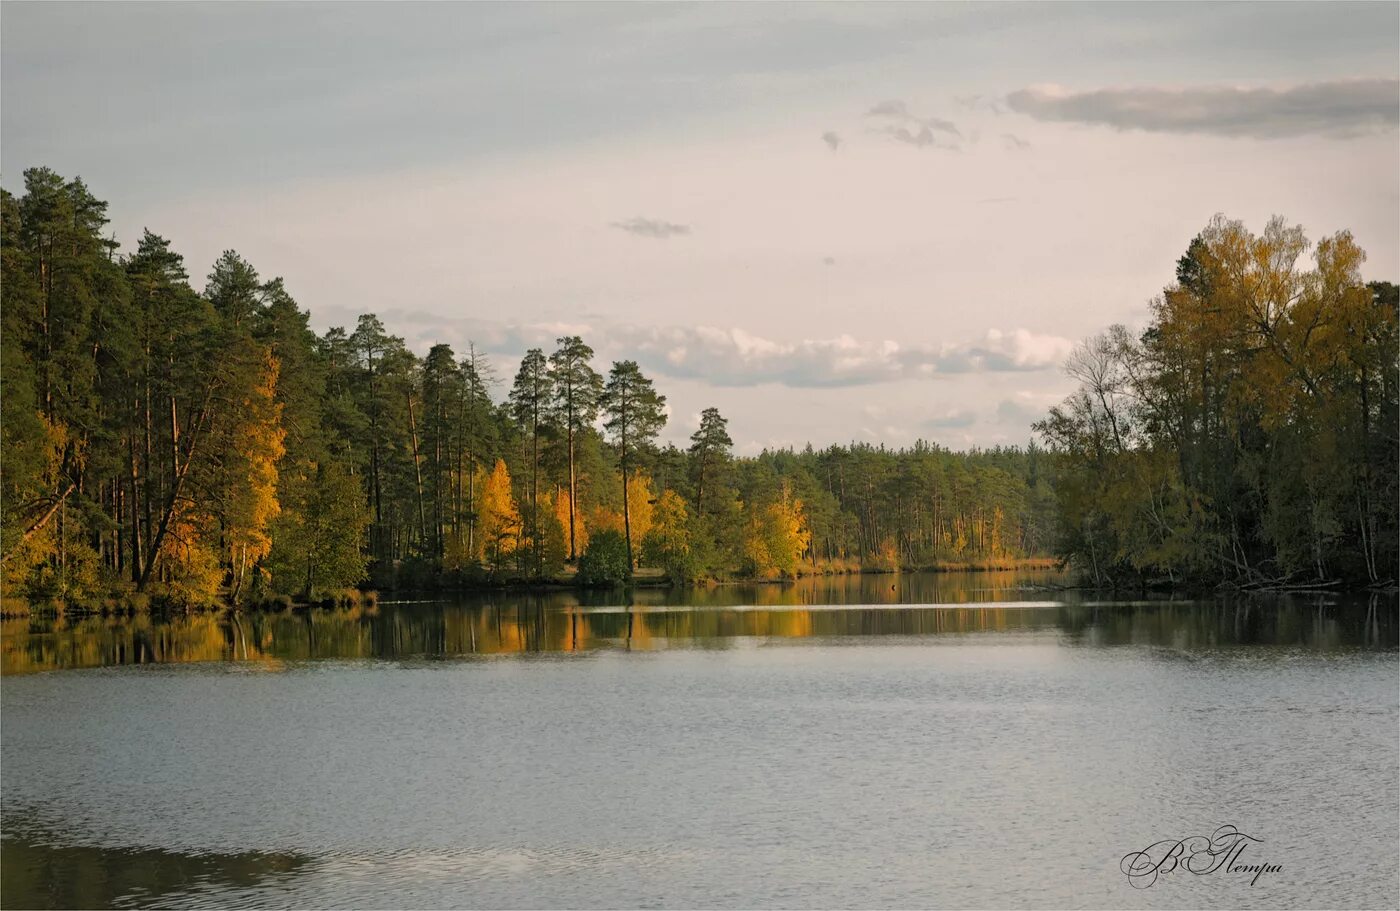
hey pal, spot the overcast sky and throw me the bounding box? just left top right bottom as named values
left=4, top=2, right=1397, bottom=453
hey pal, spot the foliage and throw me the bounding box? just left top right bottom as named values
left=266, top=459, right=370, bottom=597
left=601, top=360, right=667, bottom=570
left=20, top=170, right=1383, bottom=608
left=641, top=489, right=695, bottom=582
left=553, top=488, right=586, bottom=557
left=476, top=459, right=521, bottom=572
left=1037, top=217, right=1398, bottom=587
left=549, top=336, right=603, bottom=561
left=740, top=483, right=811, bottom=578
left=576, top=529, right=630, bottom=587
left=537, top=491, right=568, bottom=576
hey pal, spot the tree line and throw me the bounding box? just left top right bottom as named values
left=1036, top=215, right=1398, bottom=588
left=1, top=168, right=1055, bottom=608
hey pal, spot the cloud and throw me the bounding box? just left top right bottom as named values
left=610, top=216, right=692, bottom=238
left=821, top=131, right=841, bottom=151
left=955, top=94, right=1005, bottom=116
left=864, top=98, right=961, bottom=150
left=995, top=399, right=1042, bottom=425
left=615, top=324, right=1074, bottom=388
left=930, top=328, right=1075, bottom=374
left=1005, top=78, right=1400, bottom=139
left=866, top=100, right=910, bottom=118
left=924, top=411, right=976, bottom=429
left=1001, top=132, right=1031, bottom=151
left=322, top=309, right=1076, bottom=390
left=993, top=390, right=1066, bottom=429
left=880, top=124, right=955, bottom=149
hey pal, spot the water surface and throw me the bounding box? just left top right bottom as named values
left=3, top=571, right=1396, bottom=909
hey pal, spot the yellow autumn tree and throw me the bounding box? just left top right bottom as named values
left=625, top=471, right=655, bottom=546
left=475, top=459, right=521, bottom=571
left=224, top=351, right=286, bottom=601
left=553, top=489, right=586, bottom=558
left=640, top=488, right=692, bottom=580
left=0, top=412, right=73, bottom=602
left=157, top=509, right=224, bottom=607
left=766, top=485, right=811, bottom=577
left=588, top=505, right=625, bottom=536
left=742, top=483, right=811, bottom=578
left=537, top=490, right=567, bottom=575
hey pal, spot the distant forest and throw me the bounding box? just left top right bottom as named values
left=1, top=168, right=1394, bottom=608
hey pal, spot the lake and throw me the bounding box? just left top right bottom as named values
left=2, top=571, right=1397, bottom=909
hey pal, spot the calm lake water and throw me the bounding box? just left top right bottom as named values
left=3, top=571, right=1397, bottom=909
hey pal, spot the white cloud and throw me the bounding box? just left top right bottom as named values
left=614, top=324, right=1074, bottom=387
left=320, top=308, right=1076, bottom=389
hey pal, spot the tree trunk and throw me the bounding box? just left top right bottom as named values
left=139, top=388, right=211, bottom=590
left=2, top=483, right=76, bottom=561
left=128, top=425, right=144, bottom=582
left=407, top=391, right=427, bottom=549
left=567, top=421, right=577, bottom=561
left=695, top=458, right=706, bottom=521
left=621, top=420, right=633, bottom=572
left=531, top=406, right=540, bottom=575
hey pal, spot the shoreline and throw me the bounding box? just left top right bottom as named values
left=4, top=560, right=1395, bottom=621
left=3, top=559, right=1065, bottom=619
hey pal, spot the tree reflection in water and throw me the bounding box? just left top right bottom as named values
left=2, top=571, right=1394, bottom=673
left=0, top=830, right=309, bottom=910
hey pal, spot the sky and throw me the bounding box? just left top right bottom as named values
left=4, top=2, right=1397, bottom=454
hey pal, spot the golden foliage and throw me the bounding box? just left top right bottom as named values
left=587, top=505, right=625, bottom=536
left=625, top=472, right=655, bottom=544
left=554, top=487, right=587, bottom=555
left=157, top=509, right=223, bottom=606
left=0, top=413, right=71, bottom=595
left=742, top=483, right=811, bottom=578
left=475, top=459, right=521, bottom=567
left=225, top=351, right=286, bottom=566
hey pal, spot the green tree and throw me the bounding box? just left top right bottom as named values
left=549, top=336, right=602, bottom=561
left=576, top=529, right=629, bottom=587
left=509, top=348, right=551, bottom=576
left=688, top=407, right=732, bottom=520
left=268, top=459, right=369, bottom=597
left=600, top=360, right=667, bottom=572
left=641, top=489, right=694, bottom=582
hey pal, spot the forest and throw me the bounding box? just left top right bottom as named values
left=1, top=168, right=1058, bottom=609
left=3, top=169, right=1393, bottom=608
left=1036, top=216, right=1398, bottom=589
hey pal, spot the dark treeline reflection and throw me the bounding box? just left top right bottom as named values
left=0, top=832, right=308, bottom=910
left=2, top=573, right=1393, bottom=673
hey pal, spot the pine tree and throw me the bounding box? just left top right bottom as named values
left=689, top=407, right=732, bottom=520
left=600, top=361, right=666, bottom=572
left=548, top=336, right=602, bottom=561
left=509, top=349, right=551, bottom=576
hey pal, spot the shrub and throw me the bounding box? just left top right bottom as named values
left=576, top=530, right=630, bottom=587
